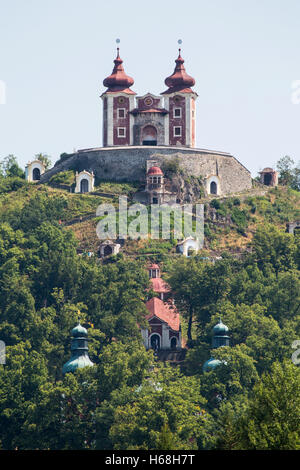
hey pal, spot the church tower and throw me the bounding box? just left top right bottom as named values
left=101, top=48, right=136, bottom=146
left=161, top=49, right=197, bottom=147
left=62, top=323, right=94, bottom=375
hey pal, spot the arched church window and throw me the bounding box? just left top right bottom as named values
left=170, top=337, right=177, bottom=349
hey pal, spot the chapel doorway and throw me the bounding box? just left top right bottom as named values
left=80, top=179, right=89, bottom=193
left=150, top=334, right=160, bottom=351
left=263, top=173, right=273, bottom=186
left=142, top=125, right=157, bottom=146
left=32, top=168, right=41, bottom=181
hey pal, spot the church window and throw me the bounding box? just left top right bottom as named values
left=117, top=127, right=126, bottom=137
left=174, top=108, right=181, bottom=118
left=117, top=108, right=126, bottom=118
left=144, top=97, right=153, bottom=106
left=174, top=126, right=181, bottom=137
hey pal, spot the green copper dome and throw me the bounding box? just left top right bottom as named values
left=72, top=323, right=88, bottom=337
left=203, top=357, right=222, bottom=372
left=62, top=354, right=94, bottom=375
left=62, top=323, right=94, bottom=375
left=213, top=320, right=229, bottom=336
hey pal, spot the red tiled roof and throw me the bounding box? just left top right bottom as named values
left=145, top=297, right=180, bottom=331
left=130, top=108, right=169, bottom=114
left=103, top=48, right=135, bottom=94
left=148, top=263, right=160, bottom=269
left=147, top=166, right=163, bottom=176
left=150, top=277, right=171, bottom=294
left=162, top=49, right=196, bottom=95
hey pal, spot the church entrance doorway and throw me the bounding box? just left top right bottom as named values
left=263, top=173, right=273, bottom=186
left=80, top=179, right=89, bottom=193
left=150, top=334, right=160, bottom=351
left=32, top=168, right=41, bottom=181
left=142, top=125, right=157, bottom=146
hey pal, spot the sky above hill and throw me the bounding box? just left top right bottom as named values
left=0, top=0, right=300, bottom=177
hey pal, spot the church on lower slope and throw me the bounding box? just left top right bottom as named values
left=141, top=264, right=182, bottom=351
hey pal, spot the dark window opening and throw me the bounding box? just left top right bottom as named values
left=103, top=245, right=113, bottom=257
left=210, top=181, right=217, bottom=195
left=143, top=140, right=157, bottom=146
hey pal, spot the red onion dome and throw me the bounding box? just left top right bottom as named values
left=103, top=48, right=135, bottom=94
left=147, top=166, right=163, bottom=176
left=162, top=49, right=195, bottom=94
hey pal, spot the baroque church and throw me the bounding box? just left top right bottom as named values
left=38, top=47, right=253, bottom=198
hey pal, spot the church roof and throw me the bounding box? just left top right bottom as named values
left=145, top=297, right=180, bottom=331
left=162, top=49, right=196, bottom=95
left=103, top=48, right=136, bottom=94
left=147, top=166, right=163, bottom=176
left=260, top=167, right=276, bottom=173
left=130, top=108, right=169, bottom=115
left=150, top=277, right=171, bottom=294
left=62, top=354, right=94, bottom=375
left=148, top=263, right=160, bottom=270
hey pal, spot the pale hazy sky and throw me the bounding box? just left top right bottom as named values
left=0, top=0, right=300, bottom=176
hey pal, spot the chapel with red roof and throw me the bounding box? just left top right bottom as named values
left=141, top=264, right=182, bottom=351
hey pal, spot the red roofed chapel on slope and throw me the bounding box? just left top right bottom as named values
left=141, top=264, right=182, bottom=352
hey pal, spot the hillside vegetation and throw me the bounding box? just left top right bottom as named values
left=0, top=172, right=299, bottom=450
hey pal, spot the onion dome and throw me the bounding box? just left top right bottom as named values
left=203, top=318, right=230, bottom=373
left=62, top=323, right=94, bottom=375
left=162, top=49, right=196, bottom=94
left=71, top=323, right=88, bottom=338
left=213, top=320, right=229, bottom=336
left=103, top=48, right=135, bottom=94
left=147, top=166, right=163, bottom=176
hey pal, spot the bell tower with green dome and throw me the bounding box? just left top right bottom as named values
left=62, top=323, right=94, bottom=375
left=203, top=319, right=230, bottom=372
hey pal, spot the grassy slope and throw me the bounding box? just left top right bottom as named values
left=1, top=182, right=299, bottom=257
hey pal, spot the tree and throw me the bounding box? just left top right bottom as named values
left=167, top=258, right=231, bottom=342
left=35, top=153, right=52, bottom=170
left=235, top=360, right=300, bottom=449
left=276, top=155, right=300, bottom=190
left=105, top=364, right=209, bottom=450
left=0, top=154, right=25, bottom=179
left=252, top=224, right=296, bottom=275
left=276, top=155, right=295, bottom=186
